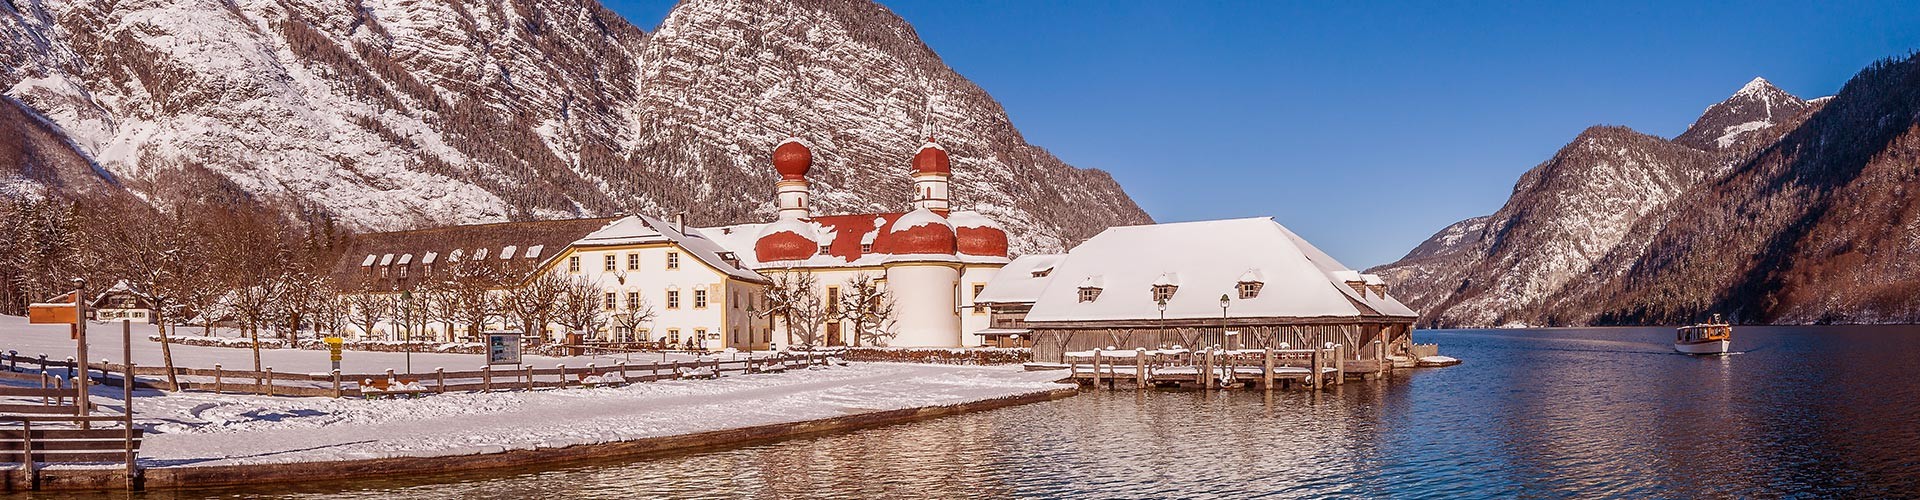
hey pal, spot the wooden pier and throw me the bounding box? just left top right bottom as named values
left=1058, top=345, right=1348, bottom=390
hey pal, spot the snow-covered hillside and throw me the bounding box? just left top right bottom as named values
left=0, top=0, right=1149, bottom=252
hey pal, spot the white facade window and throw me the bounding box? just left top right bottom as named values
left=604, top=292, right=617, bottom=310
left=627, top=291, right=641, bottom=309
left=627, top=253, right=640, bottom=270
left=568, top=256, right=580, bottom=273
left=666, top=252, right=680, bottom=270
left=694, top=289, right=708, bottom=309
left=667, top=290, right=680, bottom=309
left=604, top=254, right=616, bottom=271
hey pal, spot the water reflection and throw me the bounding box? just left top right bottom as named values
left=55, top=325, right=1920, bottom=499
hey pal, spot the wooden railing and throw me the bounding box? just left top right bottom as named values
left=0, top=350, right=838, bottom=399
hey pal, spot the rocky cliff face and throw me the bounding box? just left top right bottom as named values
left=0, top=0, right=1149, bottom=253
left=1372, top=58, right=1920, bottom=327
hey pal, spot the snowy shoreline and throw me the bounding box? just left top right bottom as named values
left=0, top=317, right=1076, bottom=491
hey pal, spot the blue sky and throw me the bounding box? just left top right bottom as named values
left=606, top=1, right=1920, bottom=267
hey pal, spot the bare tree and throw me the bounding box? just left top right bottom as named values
left=608, top=293, right=656, bottom=343
left=553, top=276, right=609, bottom=341
left=503, top=271, right=568, bottom=342
left=312, top=288, right=347, bottom=338
left=835, top=273, right=898, bottom=347
left=442, top=258, right=501, bottom=342
left=758, top=269, right=821, bottom=349
left=344, top=285, right=392, bottom=340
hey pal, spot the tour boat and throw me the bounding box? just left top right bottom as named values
left=1674, top=315, right=1733, bottom=354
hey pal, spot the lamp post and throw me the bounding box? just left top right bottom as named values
left=401, top=290, right=413, bottom=375
left=1218, top=293, right=1234, bottom=352
left=1157, top=298, right=1168, bottom=343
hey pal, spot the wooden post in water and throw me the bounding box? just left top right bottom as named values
left=1203, top=348, right=1215, bottom=390
left=1310, top=346, right=1323, bottom=390
left=1334, top=344, right=1345, bottom=385
left=1135, top=348, right=1147, bottom=389
left=1262, top=347, right=1275, bottom=390
left=1090, top=349, right=1102, bottom=389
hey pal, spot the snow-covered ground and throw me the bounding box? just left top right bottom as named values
left=0, top=315, right=1069, bottom=468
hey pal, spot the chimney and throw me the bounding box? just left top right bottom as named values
left=673, top=212, right=686, bottom=234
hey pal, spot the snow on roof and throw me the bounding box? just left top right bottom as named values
left=559, top=215, right=765, bottom=282
left=1152, top=273, right=1180, bottom=287
left=396, top=253, right=413, bottom=266
left=499, top=246, right=516, bottom=260
left=576, top=216, right=669, bottom=247
left=975, top=254, right=1066, bottom=305
left=779, top=137, right=814, bottom=149
left=1238, top=269, right=1264, bottom=283
left=447, top=248, right=465, bottom=262
left=360, top=254, right=377, bottom=267
left=1362, top=274, right=1385, bottom=286
left=1078, top=275, right=1104, bottom=289
left=1332, top=270, right=1363, bottom=282
left=1025, top=217, right=1417, bottom=323
left=473, top=248, right=490, bottom=260
left=524, top=245, right=542, bottom=259
left=696, top=210, right=1007, bottom=270
left=920, top=141, right=945, bottom=152
left=888, top=207, right=951, bottom=233
left=421, top=252, right=438, bottom=265
left=378, top=254, right=394, bottom=266
left=946, top=210, right=999, bottom=229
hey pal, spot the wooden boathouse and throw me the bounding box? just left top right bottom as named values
left=1008, top=217, right=1421, bottom=379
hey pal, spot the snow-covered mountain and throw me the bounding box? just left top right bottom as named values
left=1372, top=57, right=1920, bottom=327
left=0, top=0, right=1149, bottom=252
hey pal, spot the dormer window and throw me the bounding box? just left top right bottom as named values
left=1031, top=268, right=1052, bottom=278
left=1078, top=287, right=1102, bottom=303
left=860, top=243, right=873, bottom=253
left=1151, top=284, right=1177, bottom=303
left=1238, top=281, right=1263, bottom=299
left=818, top=245, right=830, bottom=256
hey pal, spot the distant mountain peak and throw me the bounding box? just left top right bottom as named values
left=1674, top=76, right=1809, bottom=151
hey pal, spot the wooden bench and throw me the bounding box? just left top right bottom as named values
left=361, top=378, right=430, bottom=399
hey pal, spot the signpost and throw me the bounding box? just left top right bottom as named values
left=323, top=336, right=345, bottom=372
left=29, top=289, right=88, bottom=422
left=487, top=332, right=523, bottom=366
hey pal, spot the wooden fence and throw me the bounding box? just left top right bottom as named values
left=0, top=351, right=838, bottom=399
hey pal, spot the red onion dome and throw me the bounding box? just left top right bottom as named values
left=878, top=208, right=956, bottom=255
left=948, top=211, right=1009, bottom=257
left=911, top=140, right=950, bottom=175
left=753, top=219, right=818, bottom=262
left=773, top=138, right=812, bottom=180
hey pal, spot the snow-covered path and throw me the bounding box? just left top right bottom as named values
left=132, top=362, right=1064, bottom=466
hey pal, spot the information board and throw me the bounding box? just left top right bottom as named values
left=487, top=333, right=523, bottom=365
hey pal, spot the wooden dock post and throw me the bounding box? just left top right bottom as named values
left=1334, top=344, right=1345, bottom=385
left=1090, top=349, right=1103, bottom=389
left=1310, top=346, right=1323, bottom=390
left=1135, top=348, right=1147, bottom=389
left=1262, top=347, right=1275, bottom=390
left=1203, top=348, right=1216, bottom=390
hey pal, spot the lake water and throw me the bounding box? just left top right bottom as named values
left=92, top=326, right=1920, bottom=498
